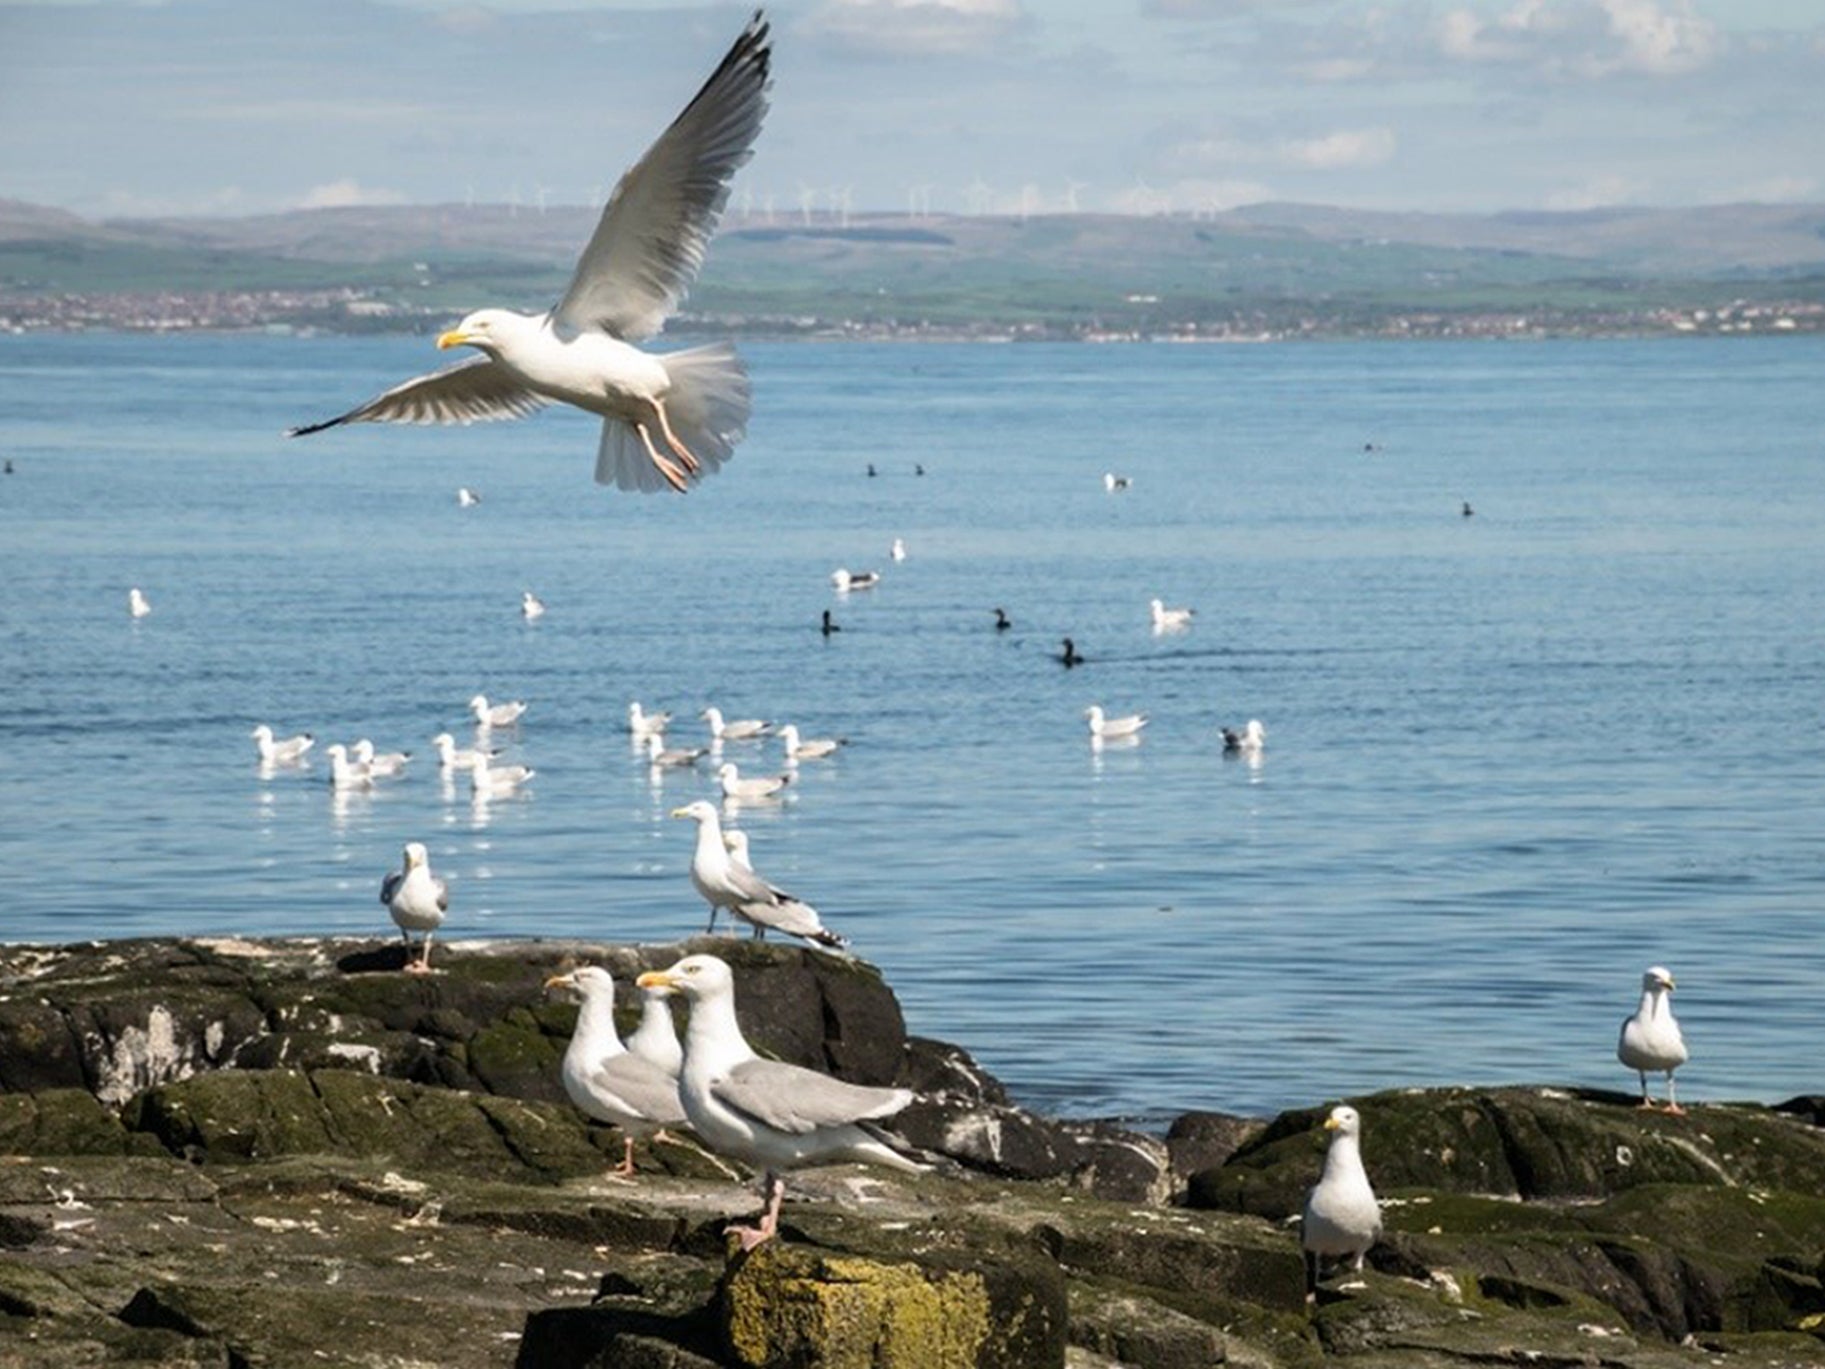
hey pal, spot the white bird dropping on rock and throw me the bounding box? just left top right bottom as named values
left=1301, top=1104, right=1381, bottom=1300
left=1618, top=965, right=1689, bottom=1114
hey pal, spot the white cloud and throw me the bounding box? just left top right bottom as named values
left=297, top=180, right=408, bottom=210
left=1725, top=174, right=1819, bottom=203
left=807, top=0, right=1026, bottom=56
left=1543, top=171, right=1648, bottom=209
left=1434, top=0, right=1719, bottom=77
left=1597, top=0, right=1718, bottom=74
left=1181, top=126, right=1396, bottom=172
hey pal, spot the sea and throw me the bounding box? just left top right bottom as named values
left=1, top=330, right=1821, bottom=1125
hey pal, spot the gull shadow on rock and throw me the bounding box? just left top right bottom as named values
left=335, top=944, right=419, bottom=975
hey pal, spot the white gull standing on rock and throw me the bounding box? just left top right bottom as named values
left=628, top=983, right=684, bottom=1079
left=379, top=842, right=448, bottom=974
left=1301, top=1104, right=1382, bottom=1300
left=1618, top=965, right=1689, bottom=1114
left=637, top=953, right=921, bottom=1248
left=545, top=967, right=687, bottom=1175
left=720, top=828, right=848, bottom=950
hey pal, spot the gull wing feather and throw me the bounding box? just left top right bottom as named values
left=288, top=356, right=551, bottom=435
left=550, top=13, right=771, bottom=341
left=432, top=877, right=449, bottom=913
left=588, top=1053, right=687, bottom=1126
left=724, top=860, right=780, bottom=907
left=713, top=1058, right=910, bottom=1136
left=378, top=871, right=404, bottom=906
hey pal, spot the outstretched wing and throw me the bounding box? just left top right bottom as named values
left=712, top=1057, right=910, bottom=1136
left=288, top=356, right=550, bottom=436
left=550, top=13, right=770, bottom=341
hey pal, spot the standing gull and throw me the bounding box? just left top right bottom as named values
left=1301, top=1105, right=1382, bottom=1300
left=545, top=967, right=687, bottom=1175
left=673, top=798, right=778, bottom=934
left=637, top=954, right=919, bottom=1247
left=380, top=842, right=448, bottom=974
left=721, top=828, right=848, bottom=949
left=628, top=983, right=684, bottom=1078
left=1618, top=965, right=1689, bottom=1114
left=289, top=14, right=772, bottom=495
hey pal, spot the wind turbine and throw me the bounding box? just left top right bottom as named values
left=797, top=181, right=819, bottom=227
left=1018, top=183, right=1041, bottom=221
left=1064, top=178, right=1088, bottom=214
left=964, top=177, right=993, bottom=215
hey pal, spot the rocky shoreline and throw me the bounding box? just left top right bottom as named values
left=2, top=936, right=1823, bottom=1367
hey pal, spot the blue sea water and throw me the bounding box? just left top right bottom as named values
left=1, top=331, right=1821, bottom=1123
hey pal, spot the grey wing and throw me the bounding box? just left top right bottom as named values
left=713, top=1057, right=910, bottom=1136
left=379, top=870, right=403, bottom=906
left=549, top=13, right=770, bottom=341
left=432, top=877, right=449, bottom=913
left=590, top=1053, right=686, bottom=1125
left=288, top=356, right=551, bottom=436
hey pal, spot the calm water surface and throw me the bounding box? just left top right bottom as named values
left=1, top=332, right=1821, bottom=1121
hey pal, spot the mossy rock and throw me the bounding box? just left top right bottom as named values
left=0, top=1088, right=159, bottom=1157
left=718, top=1239, right=1068, bottom=1369
left=125, top=1068, right=335, bottom=1161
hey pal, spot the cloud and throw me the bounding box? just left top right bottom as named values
left=1181, top=126, right=1396, bottom=172
left=1543, top=171, right=1648, bottom=209
left=297, top=180, right=408, bottom=211
left=805, top=0, right=1028, bottom=57
left=1434, top=0, right=1719, bottom=78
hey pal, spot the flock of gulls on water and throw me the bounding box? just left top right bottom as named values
left=173, top=7, right=1699, bottom=1278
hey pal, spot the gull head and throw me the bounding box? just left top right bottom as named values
left=1323, top=1105, right=1362, bottom=1138
left=671, top=799, right=718, bottom=825
left=638, top=953, right=733, bottom=1003
left=721, top=829, right=752, bottom=862
left=544, top=965, right=614, bottom=1001
left=437, top=308, right=525, bottom=356
left=401, top=841, right=429, bottom=870
left=1642, top=966, right=1676, bottom=993
left=779, top=724, right=801, bottom=747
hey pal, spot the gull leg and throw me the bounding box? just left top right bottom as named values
left=732, top=1171, right=785, bottom=1252
left=1304, top=1250, right=1320, bottom=1304
left=1664, top=1073, right=1685, bottom=1116
left=1636, top=1072, right=1656, bottom=1110
left=651, top=397, right=700, bottom=473
left=632, top=421, right=691, bottom=493
left=404, top=933, right=434, bottom=975
left=614, top=1135, right=638, bottom=1177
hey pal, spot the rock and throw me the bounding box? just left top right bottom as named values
left=1166, top=1110, right=1266, bottom=1180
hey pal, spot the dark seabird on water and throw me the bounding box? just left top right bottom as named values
left=1462, top=500, right=1475, bottom=517
left=993, top=607, right=1012, bottom=632
left=1058, top=637, right=1084, bottom=667
left=821, top=609, right=841, bottom=637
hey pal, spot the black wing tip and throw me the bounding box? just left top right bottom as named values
left=286, top=417, right=342, bottom=438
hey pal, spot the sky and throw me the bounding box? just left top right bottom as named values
left=1, top=0, right=1821, bottom=221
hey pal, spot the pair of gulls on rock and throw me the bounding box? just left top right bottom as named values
left=550, top=957, right=919, bottom=1248
left=673, top=799, right=846, bottom=949
left=289, top=14, right=772, bottom=496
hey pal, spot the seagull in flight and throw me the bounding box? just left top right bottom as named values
left=287, top=14, right=773, bottom=495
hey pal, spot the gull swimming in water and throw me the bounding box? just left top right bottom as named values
left=1618, top=965, right=1689, bottom=1114
left=127, top=587, right=152, bottom=619
left=830, top=568, right=880, bottom=592
left=288, top=15, right=772, bottom=495
left=717, top=761, right=790, bottom=802
left=636, top=953, right=920, bottom=1247
left=1150, top=598, right=1194, bottom=631
left=1103, top=472, right=1131, bottom=492
left=352, top=739, right=410, bottom=778
left=521, top=590, right=546, bottom=620
left=889, top=537, right=906, bottom=562
left=432, top=732, right=493, bottom=771
left=1085, top=705, right=1148, bottom=740
left=628, top=701, right=671, bottom=737
left=469, top=694, right=528, bottom=728
left=720, top=828, right=848, bottom=949
left=546, top=966, right=687, bottom=1175
left=324, top=744, right=373, bottom=790
left=1301, top=1105, right=1382, bottom=1299
left=646, top=732, right=708, bottom=769
left=1222, top=719, right=1266, bottom=754
left=380, top=841, right=448, bottom=974
left=471, top=753, right=535, bottom=797
left=251, top=725, right=314, bottom=765
left=456, top=487, right=481, bottom=507
left=701, top=706, right=771, bottom=742
left=778, top=723, right=845, bottom=763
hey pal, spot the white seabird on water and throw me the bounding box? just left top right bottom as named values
left=380, top=841, right=448, bottom=974
left=628, top=701, right=671, bottom=738
left=778, top=723, right=845, bottom=763
left=1103, top=472, right=1131, bottom=492
left=830, top=568, right=880, bottom=592
left=1085, top=705, right=1148, bottom=740
left=1150, top=598, right=1194, bottom=631
left=889, top=537, right=906, bottom=562
left=250, top=725, right=314, bottom=765
left=1301, top=1105, right=1382, bottom=1299
left=1618, top=965, right=1689, bottom=1114
left=470, top=753, right=535, bottom=797
left=1222, top=719, right=1266, bottom=754
left=721, top=828, right=848, bottom=950
left=717, top=761, right=790, bottom=803
left=288, top=15, right=772, bottom=495
left=431, top=732, right=494, bottom=772
left=352, top=739, right=411, bottom=778
left=456, top=487, right=481, bottom=507
left=546, top=967, right=687, bottom=1175
left=637, top=953, right=920, bottom=1247
left=701, top=706, right=771, bottom=742
left=645, top=732, right=708, bottom=770
left=323, top=744, right=373, bottom=790
left=469, top=694, right=528, bottom=729
left=521, top=590, right=546, bottom=620
left=127, top=587, right=153, bottom=618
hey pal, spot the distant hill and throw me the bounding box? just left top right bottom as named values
left=3, top=197, right=1822, bottom=337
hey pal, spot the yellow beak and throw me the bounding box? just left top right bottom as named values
left=636, top=970, right=676, bottom=991
left=542, top=973, right=573, bottom=991
left=436, top=329, right=470, bottom=350
left=1323, top=1117, right=1340, bottom=1131
left=669, top=807, right=692, bottom=820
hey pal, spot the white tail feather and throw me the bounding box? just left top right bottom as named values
left=592, top=342, right=753, bottom=493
